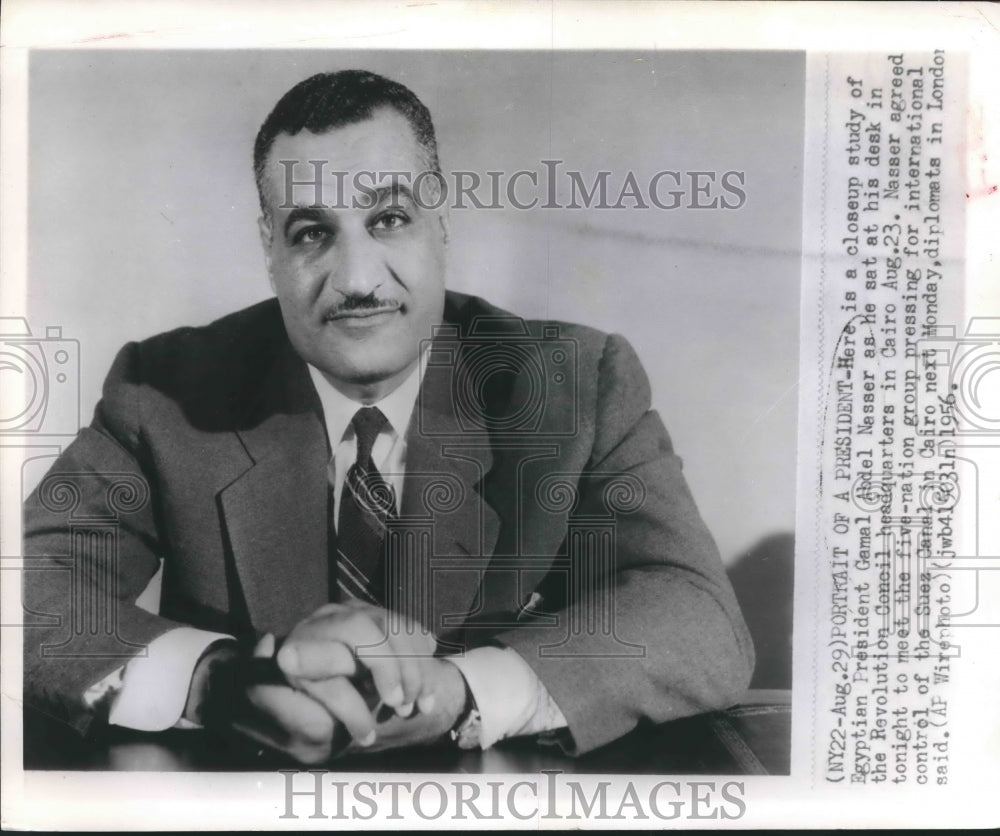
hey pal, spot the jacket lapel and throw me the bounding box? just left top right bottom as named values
left=400, top=328, right=500, bottom=632
left=219, top=340, right=330, bottom=637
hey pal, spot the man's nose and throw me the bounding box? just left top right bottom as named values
left=330, top=231, right=386, bottom=298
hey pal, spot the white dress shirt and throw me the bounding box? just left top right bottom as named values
left=86, top=356, right=567, bottom=748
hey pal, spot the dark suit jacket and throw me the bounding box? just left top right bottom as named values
left=23, top=291, right=753, bottom=755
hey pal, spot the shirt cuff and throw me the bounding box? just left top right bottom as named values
left=95, top=627, right=234, bottom=731
left=443, top=646, right=568, bottom=749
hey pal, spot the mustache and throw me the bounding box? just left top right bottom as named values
left=323, top=295, right=402, bottom=320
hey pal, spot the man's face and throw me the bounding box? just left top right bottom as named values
left=259, top=108, right=448, bottom=401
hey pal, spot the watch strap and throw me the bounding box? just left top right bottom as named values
left=448, top=675, right=483, bottom=750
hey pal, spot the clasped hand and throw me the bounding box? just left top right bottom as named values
left=226, top=601, right=466, bottom=763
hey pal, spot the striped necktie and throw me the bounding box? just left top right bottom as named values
left=334, top=406, right=398, bottom=604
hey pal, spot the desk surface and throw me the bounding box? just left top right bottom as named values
left=25, top=690, right=790, bottom=775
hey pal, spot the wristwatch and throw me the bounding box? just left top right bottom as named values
left=448, top=677, right=483, bottom=750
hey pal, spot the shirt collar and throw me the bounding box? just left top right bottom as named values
left=307, top=355, right=425, bottom=449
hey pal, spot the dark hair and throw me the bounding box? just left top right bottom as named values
left=253, top=69, right=440, bottom=214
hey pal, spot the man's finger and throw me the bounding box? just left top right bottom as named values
left=371, top=650, right=420, bottom=715
left=242, top=683, right=337, bottom=762
left=283, top=606, right=436, bottom=710
left=291, top=605, right=435, bottom=658
left=297, top=677, right=377, bottom=747
left=277, top=640, right=356, bottom=681
left=254, top=632, right=276, bottom=658
left=350, top=613, right=435, bottom=707
left=366, top=620, right=437, bottom=712
left=285, top=613, right=406, bottom=709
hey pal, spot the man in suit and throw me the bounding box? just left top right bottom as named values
left=23, top=70, right=753, bottom=763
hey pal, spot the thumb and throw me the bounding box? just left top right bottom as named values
left=254, top=632, right=276, bottom=658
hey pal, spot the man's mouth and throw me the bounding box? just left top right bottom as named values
left=323, top=302, right=402, bottom=326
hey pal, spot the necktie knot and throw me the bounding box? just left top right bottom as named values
left=351, top=406, right=389, bottom=466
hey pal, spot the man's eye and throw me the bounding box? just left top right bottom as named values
left=292, top=227, right=330, bottom=245
left=371, top=211, right=410, bottom=232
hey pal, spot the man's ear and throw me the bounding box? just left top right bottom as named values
left=257, top=215, right=275, bottom=290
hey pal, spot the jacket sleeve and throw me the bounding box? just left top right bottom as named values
left=22, top=342, right=188, bottom=734
left=495, top=333, right=755, bottom=754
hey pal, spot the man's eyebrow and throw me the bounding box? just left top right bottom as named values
left=369, top=183, right=416, bottom=207
left=282, top=207, right=326, bottom=238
